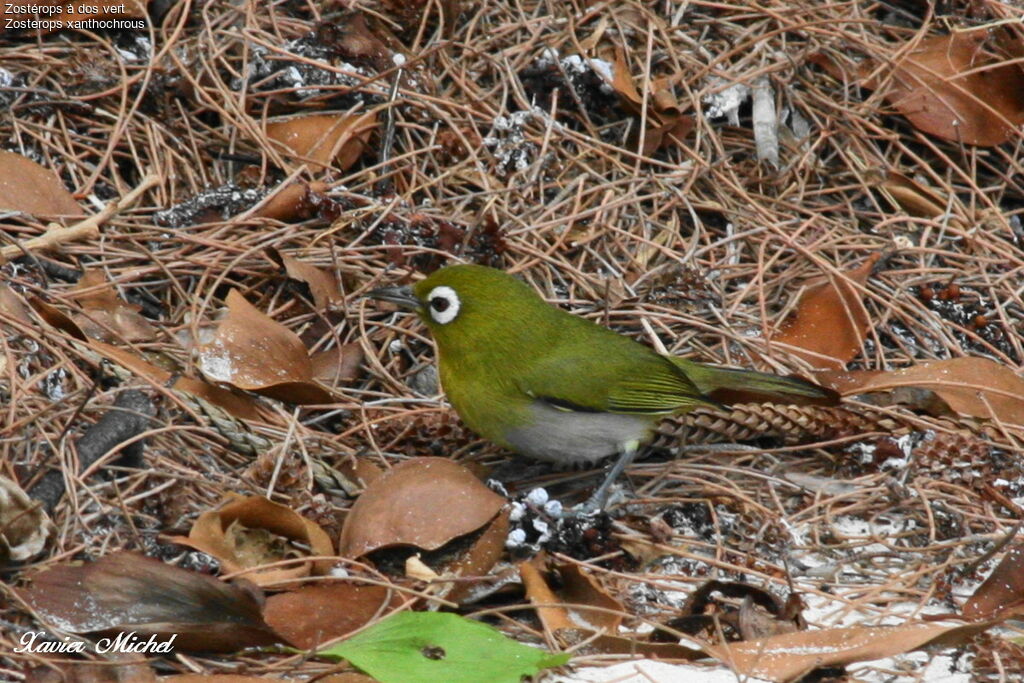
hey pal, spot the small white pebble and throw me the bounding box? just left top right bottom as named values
left=506, top=528, right=528, bottom=548
left=508, top=501, right=526, bottom=522
left=543, top=499, right=563, bottom=518
left=525, top=487, right=549, bottom=506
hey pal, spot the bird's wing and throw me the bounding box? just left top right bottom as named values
left=516, top=341, right=715, bottom=415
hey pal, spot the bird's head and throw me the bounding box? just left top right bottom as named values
left=367, top=264, right=548, bottom=356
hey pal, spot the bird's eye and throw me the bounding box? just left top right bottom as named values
left=425, top=286, right=460, bottom=325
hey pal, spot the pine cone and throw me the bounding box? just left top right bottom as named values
left=654, top=404, right=907, bottom=447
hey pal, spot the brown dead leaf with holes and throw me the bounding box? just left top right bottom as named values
left=263, top=582, right=405, bottom=648
left=0, top=151, right=84, bottom=219
left=198, top=289, right=332, bottom=404
left=818, top=357, right=1024, bottom=426
left=15, top=551, right=281, bottom=652
left=861, top=28, right=1024, bottom=146
left=169, top=495, right=334, bottom=587
left=68, top=270, right=157, bottom=343
left=339, top=458, right=504, bottom=558
left=770, top=254, right=880, bottom=370
left=264, top=113, right=378, bottom=173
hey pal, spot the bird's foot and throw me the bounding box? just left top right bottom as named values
left=570, top=485, right=628, bottom=517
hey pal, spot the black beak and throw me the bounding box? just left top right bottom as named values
left=365, top=285, right=420, bottom=311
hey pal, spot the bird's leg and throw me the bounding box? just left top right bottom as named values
left=582, top=440, right=641, bottom=511
left=578, top=441, right=762, bottom=512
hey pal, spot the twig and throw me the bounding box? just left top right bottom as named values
left=0, top=173, right=160, bottom=264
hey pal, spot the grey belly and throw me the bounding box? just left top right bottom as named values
left=504, top=402, right=652, bottom=467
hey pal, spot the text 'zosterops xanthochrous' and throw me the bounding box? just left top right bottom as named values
left=369, top=264, right=837, bottom=506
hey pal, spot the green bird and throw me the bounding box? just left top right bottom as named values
left=368, top=264, right=836, bottom=506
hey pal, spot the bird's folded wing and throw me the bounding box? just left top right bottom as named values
left=517, top=353, right=714, bottom=415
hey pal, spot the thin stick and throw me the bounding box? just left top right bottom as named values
left=0, top=173, right=160, bottom=264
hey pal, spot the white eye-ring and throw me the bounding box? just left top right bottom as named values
left=426, top=286, right=460, bottom=324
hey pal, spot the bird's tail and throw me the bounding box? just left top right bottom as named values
left=672, top=358, right=840, bottom=406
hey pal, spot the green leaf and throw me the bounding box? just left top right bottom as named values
left=318, top=611, right=569, bottom=683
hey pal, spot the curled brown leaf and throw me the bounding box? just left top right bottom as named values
left=338, top=457, right=505, bottom=558
left=170, top=494, right=335, bottom=587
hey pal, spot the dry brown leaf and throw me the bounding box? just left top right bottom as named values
left=69, top=270, right=157, bottom=343
left=381, top=0, right=460, bottom=36
left=198, top=289, right=332, bottom=404
left=880, top=170, right=947, bottom=218
left=0, top=473, right=54, bottom=563
left=264, top=113, right=378, bottom=172
left=862, top=29, right=1024, bottom=146
left=818, top=357, right=1024, bottom=426
left=335, top=457, right=386, bottom=491
left=557, top=563, right=625, bottom=632
left=445, top=509, right=510, bottom=603
left=667, top=579, right=805, bottom=643
left=519, top=559, right=700, bottom=658
left=519, top=556, right=573, bottom=631
left=15, top=551, right=280, bottom=652
left=318, top=10, right=392, bottom=62
left=964, top=545, right=1024, bottom=621
left=0, top=282, right=32, bottom=325
left=266, top=247, right=341, bottom=308
left=520, top=558, right=624, bottom=632
left=641, top=115, right=695, bottom=156
left=603, top=49, right=693, bottom=155
left=28, top=296, right=261, bottom=420
left=770, top=254, right=880, bottom=370
left=405, top=553, right=440, bottom=582
left=0, top=151, right=84, bottom=218
left=263, top=582, right=403, bottom=648
left=701, top=620, right=993, bottom=682
left=96, top=341, right=261, bottom=422
left=170, top=495, right=334, bottom=587
left=25, top=660, right=156, bottom=683
left=251, top=181, right=331, bottom=221
left=311, top=343, right=364, bottom=386
left=338, top=457, right=505, bottom=558
left=805, top=51, right=849, bottom=81
left=610, top=47, right=644, bottom=114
